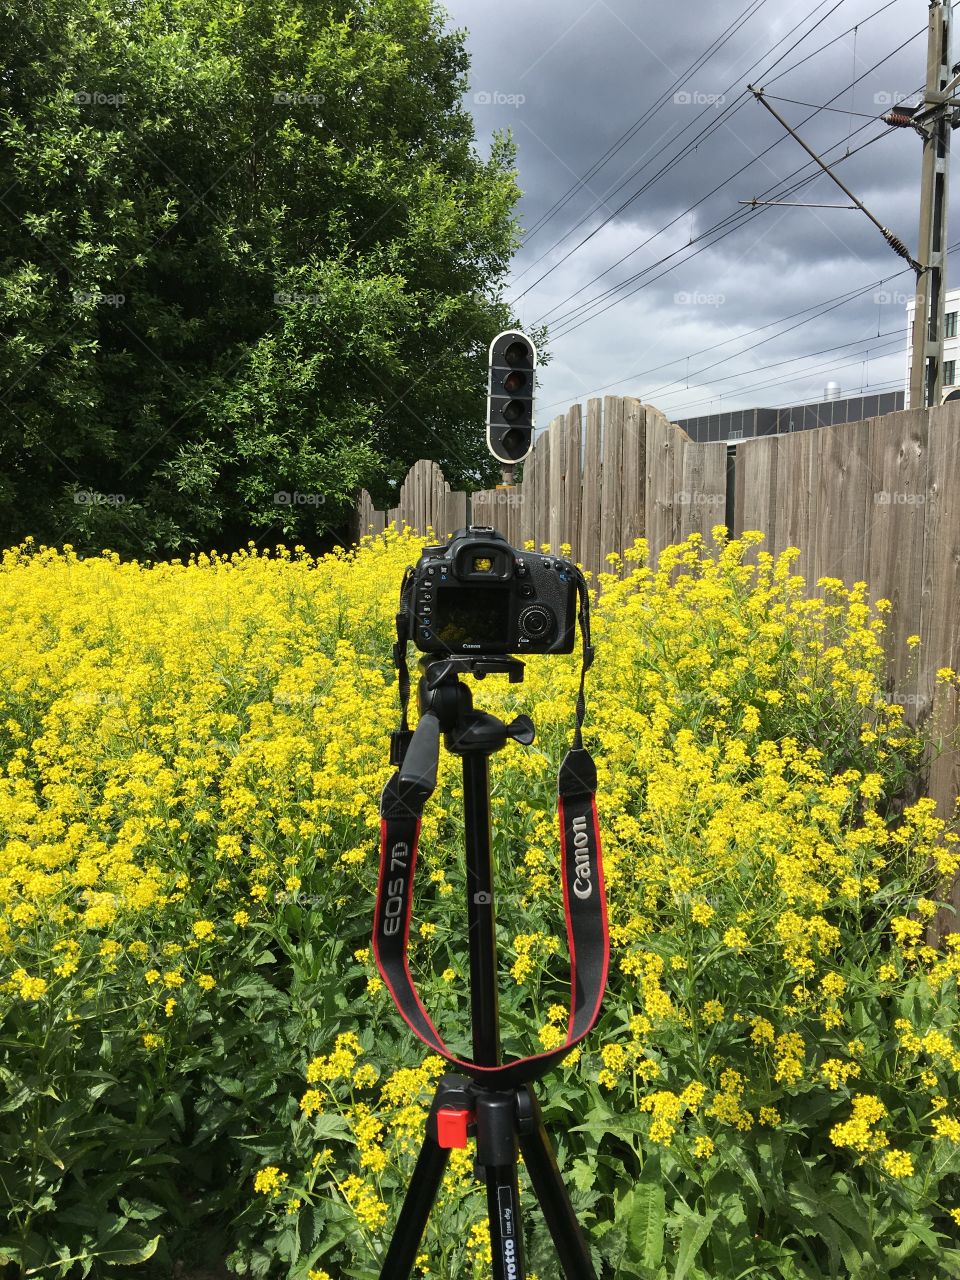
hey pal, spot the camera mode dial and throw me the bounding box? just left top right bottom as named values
left=518, top=604, right=553, bottom=640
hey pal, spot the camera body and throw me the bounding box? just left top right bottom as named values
left=402, top=527, right=577, bottom=656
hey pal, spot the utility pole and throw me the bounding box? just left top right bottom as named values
left=908, top=1, right=953, bottom=409
left=749, top=5, right=960, bottom=411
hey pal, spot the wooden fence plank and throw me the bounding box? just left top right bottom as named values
left=580, top=398, right=602, bottom=574
left=772, top=430, right=819, bottom=585
left=735, top=436, right=778, bottom=543
left=645, top=409, right=683, bottom=565
left=563, top=404, right=583, bottom=559
left=620, top=399, right=645, bottom=561
left=866, top=408, right=930, bottom=705
left=813, top=419, right=873, bottom=589
left=548, top=414, right=565, bottom=553
left=533, top=427, right=551, bottom=550
left=921, top=403, right=960, bottom=821
left=445, top=488, right=467, bottom=536
left=599, top=396, right=624, bottom=567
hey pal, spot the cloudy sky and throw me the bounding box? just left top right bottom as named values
left=440, top=0, right=940, bottom=423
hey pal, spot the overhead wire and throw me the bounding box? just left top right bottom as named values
left=536, top=237, right=960, bottom=414
left=510, top=0, right=904, bottom=297
left=520, top=0, right=775, bottom=244
left=537, top=33, right=925, bottom=335
left=546, top=120, right=902, bottom=341
left=540, top=112, right=894, bottom=336
left=511, top=0, right=853, bottom=284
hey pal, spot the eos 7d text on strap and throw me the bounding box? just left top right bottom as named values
left=371, top=523, right=609, bottom=1280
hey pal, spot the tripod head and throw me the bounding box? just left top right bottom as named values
left=397, top=655, right=535, bottom=808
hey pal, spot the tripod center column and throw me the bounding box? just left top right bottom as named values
left=461, top=752, right=502, bottom=1066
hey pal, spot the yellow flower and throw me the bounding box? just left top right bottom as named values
left=723, top=927, right=749, bottom=952
left=882, top=1149, right=914, bottom=1178
left=933, top=1115, right=960, bottom=1142
left=254, top=1166, right=288, bottom=1197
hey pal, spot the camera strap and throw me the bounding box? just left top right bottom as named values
left=373, top=572, right=608, bottom=1090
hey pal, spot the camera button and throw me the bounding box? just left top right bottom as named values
left=520, top=585, right=534, bottom=597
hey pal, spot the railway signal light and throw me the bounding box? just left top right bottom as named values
left=487, top=330, right=536, bottom=466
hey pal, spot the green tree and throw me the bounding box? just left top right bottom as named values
left=0, top=0, right=525, bottom=555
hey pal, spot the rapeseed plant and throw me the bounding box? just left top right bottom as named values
left=0, top=527, right=958, bottom=1278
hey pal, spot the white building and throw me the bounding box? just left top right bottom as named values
left=905, top=287, right=960, bottom=406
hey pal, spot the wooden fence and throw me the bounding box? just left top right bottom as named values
left=357, top=397, right=960, bottom=826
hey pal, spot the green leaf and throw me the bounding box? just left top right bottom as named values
left=102, top=1235, right=160, bottom=1265
left=674, top=1210, right=717, bottom=1280
left=624, top=1178, right=666, bottom=1270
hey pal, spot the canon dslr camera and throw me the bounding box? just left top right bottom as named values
left=402, top=527, right=577, bottom=655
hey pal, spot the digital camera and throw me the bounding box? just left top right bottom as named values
left=402, top=527, right=577, bottom=655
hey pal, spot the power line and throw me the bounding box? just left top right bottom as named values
left=547, top=121, right=901, bottom=341
left=671, top=373, right=906, bottom=427
left=654, top=333, right=905, bottom=415
left=511, top=0, right=904, bottom=298
left=761, top=92, right=907, bottom=119
left=537, top=31, right=925, bottom=334
left=511, top=0, right=852, bottom=287
left=520, top=0, right=774, bottom=244
left=537, top=240, right=960, bottom=413
left=540, top=111, right=893, bottom=335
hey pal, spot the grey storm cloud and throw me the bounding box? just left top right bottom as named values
left=440, top=0, right=937, bottom=420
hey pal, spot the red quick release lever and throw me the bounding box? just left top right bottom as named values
left=436, top=1107, right=473, bottom=1149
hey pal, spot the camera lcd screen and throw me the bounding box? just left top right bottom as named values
left=433, top=587, right=511, bottom=648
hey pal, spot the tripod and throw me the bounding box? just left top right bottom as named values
left=377, top=656, right=598, bottom=1280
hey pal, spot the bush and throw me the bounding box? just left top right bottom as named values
left=0, top=528, right=958, bottom=1278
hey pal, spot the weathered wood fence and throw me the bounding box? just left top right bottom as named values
left=358, top=397, right=960, bottom=823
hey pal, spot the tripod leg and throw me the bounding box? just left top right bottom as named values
left=378, top=1132, right=449, bottom=1279
left=518, top=1089, right=597, bottom=1280
left=379, top=1076, right=473, bottom=1279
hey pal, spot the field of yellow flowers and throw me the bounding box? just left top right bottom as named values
left=1, top=526, right=960, bottom=1280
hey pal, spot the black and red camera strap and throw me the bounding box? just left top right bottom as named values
left=372, top=569, right=609, bottom=1090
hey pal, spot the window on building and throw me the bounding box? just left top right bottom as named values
left=947, top=312, right=958, bottom=338
left=945, top=359, right=956, bottom=386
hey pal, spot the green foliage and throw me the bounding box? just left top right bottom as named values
left=2, top=531, right=960, bottom=1277
left=0, top=0, right=524, bottom=555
